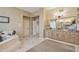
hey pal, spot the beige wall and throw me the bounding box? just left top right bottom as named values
left=43, top=9, right=49, bottom=28
left=48, top=7, right=77, bottom=19
left=45, top=7, right=78, bottom=26
left=0, top=7, right=32, bottom=37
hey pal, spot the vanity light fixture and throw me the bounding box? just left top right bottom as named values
left=54, top=9, right=67, bottom=19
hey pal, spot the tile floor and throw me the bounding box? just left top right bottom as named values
left=27, top=40, right=74, bottom=52
left=16, top=37, right=45, bottom=52
left=16, top=37, right=74, bottom=52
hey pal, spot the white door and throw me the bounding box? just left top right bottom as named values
left=23, top=17, right=30, bottom=38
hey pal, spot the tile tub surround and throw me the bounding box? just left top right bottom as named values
left=16, top=37, right=45, bottom=52
left=45, top=28, right=79, bottom=45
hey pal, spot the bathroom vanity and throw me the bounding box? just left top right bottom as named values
left=45, top=28, right=79, bottom=45
left=45, top=16, right=79, bottom=51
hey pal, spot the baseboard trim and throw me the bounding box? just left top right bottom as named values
left=45, top=37, right=77, bottom=46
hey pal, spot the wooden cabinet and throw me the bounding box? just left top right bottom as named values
left=55, top=31, right=79, bottom=45
left=45, top=29, right=79, bottom=45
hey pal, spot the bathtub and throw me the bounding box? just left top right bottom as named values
left=0, top=35, right=21, bottom=52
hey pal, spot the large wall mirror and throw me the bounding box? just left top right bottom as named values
left=49, top=16, right=79, bottom=32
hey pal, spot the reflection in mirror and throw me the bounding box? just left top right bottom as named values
left=49, top=16, right=78, bottom=32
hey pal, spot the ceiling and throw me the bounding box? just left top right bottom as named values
left=17, top=7, right=56, bottom=13
left=45, top=7, right=56, bottom=10
left=17, top=7, right=41, bottom=13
